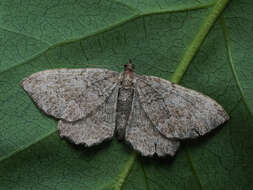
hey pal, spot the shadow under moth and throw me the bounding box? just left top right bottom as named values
left=21, top=62, right=229, bottom=157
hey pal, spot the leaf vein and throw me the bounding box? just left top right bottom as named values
left=1, top=3, right=214, bottom=74
left=220, top=16, right=253, bottom=117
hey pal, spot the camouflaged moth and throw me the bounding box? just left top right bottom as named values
left=21, top=61, right=229, bottom=157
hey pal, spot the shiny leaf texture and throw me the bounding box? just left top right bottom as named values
left=0, top=0, right=253, bottom=189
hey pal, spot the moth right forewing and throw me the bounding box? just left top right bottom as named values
left=136, top=75, right=229, bottom=140
left=22, top=68, right=120, bottom=122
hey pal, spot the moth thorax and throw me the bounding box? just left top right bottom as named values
left=122, top=72, right=134, bottom=87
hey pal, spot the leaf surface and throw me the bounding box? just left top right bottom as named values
left=0, top=0, right=253, bottom=189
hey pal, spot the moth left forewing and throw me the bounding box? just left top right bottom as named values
left=22, top=68, right=119, bottom=122
left=136, top=75, right=229, bottom=139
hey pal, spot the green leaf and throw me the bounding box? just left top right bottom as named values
left=0, top=0, right=253, bottom=189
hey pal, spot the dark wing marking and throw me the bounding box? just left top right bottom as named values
left=125, top=90, right=180, bottom=157
left=22, top=68, right=120, bottom=122
left=58, top=85, right=119, bottom=146
left=136, top=75, right=229, bottom=139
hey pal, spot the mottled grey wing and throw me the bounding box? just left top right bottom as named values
left=125, top=90, right=180, bottom=157
left=58, top=86, right=119, bottom=146
left=136, top=75, right=229, bottom=139
left=22, top=68, right=119, bottom=122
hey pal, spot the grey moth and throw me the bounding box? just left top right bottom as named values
left=21, top=62, right=229, bottom=157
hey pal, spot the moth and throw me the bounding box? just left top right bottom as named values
left=21, top=62, right=229, bottom=157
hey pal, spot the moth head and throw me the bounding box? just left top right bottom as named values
left=124, top=60, right=135, bottom=72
